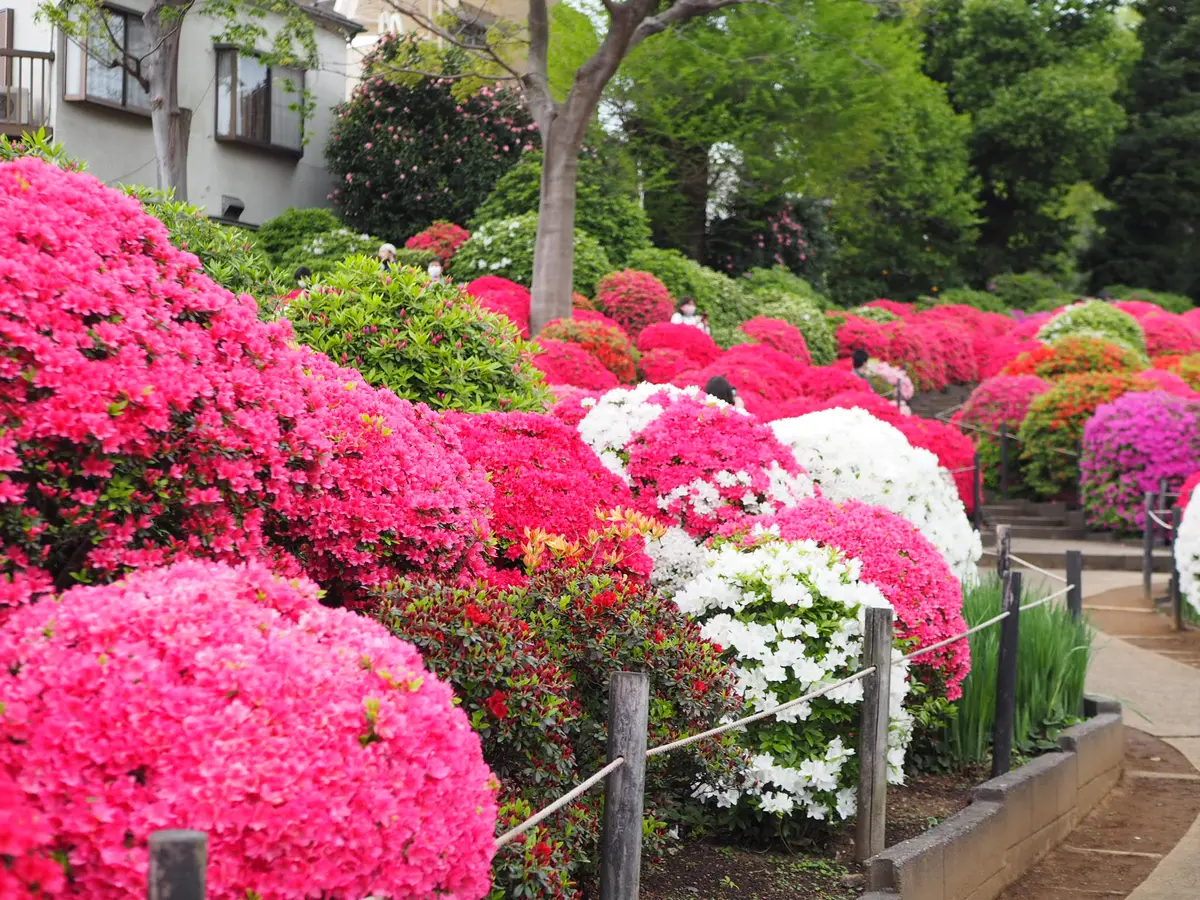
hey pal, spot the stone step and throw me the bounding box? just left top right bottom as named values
left=983, top=515, right=1069, bottom=528
left=982, top=524, right=1090, bottom=540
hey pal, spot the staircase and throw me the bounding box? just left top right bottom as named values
left=980, top=499, right=1174, bottom=573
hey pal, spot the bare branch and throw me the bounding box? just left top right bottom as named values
left=375, top=0, right=526, bottom=83
left=629, top=0, right=765, bottom=51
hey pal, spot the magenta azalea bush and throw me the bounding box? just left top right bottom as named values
left=753, top=497, right=971, bottom=699
left=1081, top=391, right=1200, bottom=533
left=0, top=560, right=498, bottom=899
left=0, top=158, right=491, bottom=609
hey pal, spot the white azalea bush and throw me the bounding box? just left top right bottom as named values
left=677, top=534, right=913, bottom=826
left=771, top=408, right=982, bottom=582
left=1175, top=498, right=1200, bottom=615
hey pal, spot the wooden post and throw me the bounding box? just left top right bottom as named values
left=1065, top=550, right=1083, bottom=622
left=855, top=606, right=894, bottom=863
left=972, top=451, right=983, bottom=532
left=992, top=571, right=1022, bottom=778
left=996, top=523, right=1012, bottom=583
left=599, top=672, right=650, bottom=900
left=1158, top=479, right=1170, bottom=547
left=148, top=830, right=207, bottom=900
left=1143, top=491, right=1156, bottom=602
left=999, top=424, right=1010, bottom=500
left=1171, top=506, right=1184, bottom=632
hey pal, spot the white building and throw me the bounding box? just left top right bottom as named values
left=0, top=0, right=362, bottom=226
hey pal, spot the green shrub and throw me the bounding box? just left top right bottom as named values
left=452, top=213, right=612, bottom=297
left=929, top=287, right=1009, bottom=314
left=395, top=248, right=438, bottom=269
left=471, top=151, right=652, bottom=265
left=742, top=266, right=833, bottom=311
left=938, top=575, right=1091, bottom=768
left=257, top=207, right=343, bottom=264
left=1037, top=300, right=1148, bottom=357
left=1104, top=285, right=1194, bottom=314
left=278, top=227, right=381, bottom=276
left=625, top=248, right=757, bottom=347
left=0, top=128, right=83, bottom=170
left=988, top=272, right=1068, bottom=311
left=850, top=305, right=899, bottom=324
left=286, top=257, right=550, bottom=412
left=124, top=186, right=288, bottom=309
left=749, top=289, right=837, bottom=365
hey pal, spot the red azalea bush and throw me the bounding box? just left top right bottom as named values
left=835, top=315, right=890, bottom=360
left=957, top=375, right=1054, bottom=493
left=1009, top=312, right=1054, bottom=340
left=864, top=298, right=914, bottom=317
left=883, top=320, right=949, bottom=391
left=1001, top=335, right=1145, bottom=380
left=892, top=417, right=978, bottom=513
left=594, top=269, right=674, bottom=339
left=978, top=334, right=1041, bottom=380
left=405, top=221, right=470, bottom=264
left=637, top=322, right=722, bottom=368
left=531, top=338, right=619, bottom=391
left=0, top=770, right=64, bottom=898
left=1080, top=391, right=1200, bottom=533
left=1143, top=314, right=1200, bottom=358
left=0, top=158, right=489, bottom=610
left=540, top=317, right=638, bottom=383
left=792, top=366, right=874, bottom=402
left=443, top=411, right=647, bottom=576
left=910, top=318, right=977, bottom=384
left=1135, top=369, right=1196, bottom=397
left=792, top=391, right=905, bottom=425
left=466, top=275, right=531, bottom=337
left=0, top=560, right=498, bottom=899
left=640, top=347, right=693, bottom=383
left=1181, top=470, right=1200, bottom=509
left=574, top=308, right=626, bottom=333
left=737, top=316, right=813, bottom=365
left=625, top=395, right=814, bottom=539
left=1018, top=373, right=1150, bottom=498
left=755, top=498, right=970, bottom=698
left=1115, top=300, right=1166, bottom=319
left=377, top=556, right=744, bottom=900
left=1183, top=308, right=1200, bottom=332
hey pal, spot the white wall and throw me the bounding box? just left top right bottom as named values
left=16, top=0, right=353, bottom=226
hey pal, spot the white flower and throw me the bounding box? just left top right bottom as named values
left=771, top=408, right=982, bottom=582
left=1177, top=501, right=1200, bottom=614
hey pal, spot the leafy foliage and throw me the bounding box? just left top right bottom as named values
left=1037, top=300, right=1147, bottom=356
left=986, top=271, right=1071, bottom=311
left=286, top=257, right=550, bottom=412
left=471, top=151, right=652, bottom=264
left=453, top=213, right=613, bottom=296
left=751, top=290, right=837, bottom=365
left=257, top=207, right=343, bottom=264
left=625, top=248, right=756, bottom=347
left=326, top=33, right=536, bottom=241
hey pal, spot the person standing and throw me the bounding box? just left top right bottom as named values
left=427, top=260, right=445, bottom=283
left=671, top=297, right=705, bottom=330
left=378, top=243, right=397, bottom=271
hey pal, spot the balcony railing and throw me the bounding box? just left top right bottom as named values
left=0, top=49, right=54, bottom=138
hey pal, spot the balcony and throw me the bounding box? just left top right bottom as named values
left=0, top=49, right=54, bottom=139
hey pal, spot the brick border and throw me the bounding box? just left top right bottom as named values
left=862, top=697, right=1124, bottom=900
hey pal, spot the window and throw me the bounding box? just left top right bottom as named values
left=215, top=48, right=303, bottom=153
left=62, top=6, right=150, bottom=112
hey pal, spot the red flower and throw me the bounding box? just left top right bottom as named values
left=592, top=590, right=618, bottom=609
left=464, top=604, right=492, bottom=626
left=692, top=679, right=710, bottom=696
left=484, top=689, right=510, bottom=720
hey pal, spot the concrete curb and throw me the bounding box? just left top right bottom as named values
left=862, top=699, right=1124, bottom=900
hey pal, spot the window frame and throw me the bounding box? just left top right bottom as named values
left=213, top=45, right=305, bottom=158
left=60, top=2, right=151, bottom=117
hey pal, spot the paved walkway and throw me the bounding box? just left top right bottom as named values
left=1055, top=568, right=1200, bottom=900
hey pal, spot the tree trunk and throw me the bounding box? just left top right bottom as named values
left=529, top=119, right=582, bottom=335
left=144, top=3, right=189, bottom=200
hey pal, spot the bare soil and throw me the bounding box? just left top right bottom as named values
left=641, top=770, right=977, bottom=900
left=997, top=729, right=1200, bottom=900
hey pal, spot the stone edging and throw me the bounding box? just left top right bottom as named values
left=862, top=697, right=1124, bottom=900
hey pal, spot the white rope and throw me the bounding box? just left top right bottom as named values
left=1007, top=553, right=1070, bottom=584
left=1020, top=584, right=1073, bottom=611
left=494, top=757, right=626, bottom=847
left=946, top=465, right=977, bottom=475
left=646, top=668, right=877, bottom=758
left=899, top=611, right=1010, bottom=663
left=1148, top=510, right=1174, bottom=531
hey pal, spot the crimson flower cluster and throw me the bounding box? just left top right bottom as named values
left=405, top=221, right=471, bottom=264
left=466, top=275, right=532, bottom=337
left=637, top=322, right=722, bottom=368
left=531, top=338, right=620, bottom=391
left=540, top=318, right=639, bottom=383
left=1142, top=314, right=1200, bottom=358
left=738, top=316, right=813, bottom=364
left=594, top=269, right=674, bottom=339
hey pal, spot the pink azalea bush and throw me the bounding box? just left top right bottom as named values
left=465, top=275, right=531, bottom=337
left=863, top=299, right=914, bottom=318
left=0, top=560, right=498, bottom=899
left=624, top=395, right=815, bottom=539
left=792, top=366, right=874, bottom=401
left=1134, top=369, right=1197, bottom=398
left=546, top=386, right=604, bottom=427
left=0, top=158, right=489, bottom=610
left=405, top=221, right=470, bottom=264
left=640, top=347, right=693, bottom=384
left=0, top=770, right=64, bottom=898
left=636, top=322, right=721, bottom=368
left=754, top=498, right=970, bottom=698
left=1081, top=391, right=1200, bottom=533
left=1142, top=314, right=1200, bottom=358
left=594, top=270, right=674, bottom=339
left=737, top=316, right=813, bottom=365
left=443, top=411, right=648, bottom=578
left=531, top=338, right=620, bottom=391
left=1115, top=300, right=1167, bottom=319
left=955, top=375, right=1054, bottom=493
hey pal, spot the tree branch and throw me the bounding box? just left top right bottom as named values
left=522, top=0, right=555, bottom=132
left=628, top=0, right=765, bottom=51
